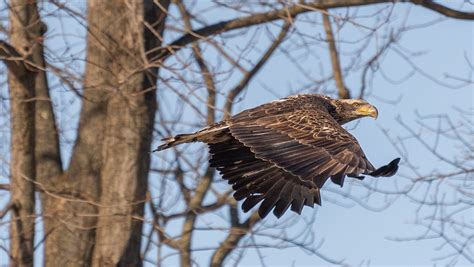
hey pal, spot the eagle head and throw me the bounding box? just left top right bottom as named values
left=329, top=98, right=378, bottom=124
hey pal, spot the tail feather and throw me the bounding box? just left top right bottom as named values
left=153, top=122, right=230, bottom=152
left=153, top=133, right=197, bottom=152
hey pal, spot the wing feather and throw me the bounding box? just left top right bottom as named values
left=209, top=135, right=320, bottom=218
left=290, top=186, right=305, bottom=214
left=273, top=182, right=294, bottom=218
left=258, top=179, right=287, bottom=218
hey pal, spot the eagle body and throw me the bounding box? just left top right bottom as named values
left=156, top=94, right=399, bottom=218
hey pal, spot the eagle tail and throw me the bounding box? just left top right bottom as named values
left=153, top=122, right=230, bottom=152
left=153, top=133, right=197, bottom=152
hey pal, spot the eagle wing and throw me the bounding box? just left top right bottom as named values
left=230, top=103, right=379, bottom=184
left=209, top=97, right=399, bottom=218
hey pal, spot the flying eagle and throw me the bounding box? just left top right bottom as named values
left=155, top=94, right=399, bottom=218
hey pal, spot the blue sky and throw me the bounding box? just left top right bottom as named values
left=0, top=1, right=472, bottom=266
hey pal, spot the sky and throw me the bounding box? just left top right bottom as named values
left=0, top=1, right=473, bottom=266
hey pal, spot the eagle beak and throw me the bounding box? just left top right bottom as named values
left=356, top=104, right=378, bottom=119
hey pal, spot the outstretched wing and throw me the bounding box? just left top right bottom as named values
left=209, top=137, right=320, bottom=218
left=214, top=101, right=399, bottom=218
left=230, top=105, right=382, bottom=188
left=209, top=97, right=399, bottom=218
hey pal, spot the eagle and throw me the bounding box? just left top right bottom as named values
left=155, top=94, right=399, bottom=218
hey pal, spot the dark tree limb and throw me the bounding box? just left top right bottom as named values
left=322, top=11, right=351, bottom=99
left=153, top=0, right=391, bottom=63
left=409, top=0, right=474, bottom=20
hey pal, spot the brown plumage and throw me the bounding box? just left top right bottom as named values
left=155, top=94, right=400, bottom=218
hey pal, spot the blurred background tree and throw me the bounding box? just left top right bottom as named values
left=0, top=0, right=472, bottom=266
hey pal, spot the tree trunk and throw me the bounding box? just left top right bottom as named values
left=7, top=0, right=38, bottom=265
left=90, top=1, right=169, bottom=266
left=39, top=0, right=115, bottom=263
left=24, top=3, right=65, bottom=267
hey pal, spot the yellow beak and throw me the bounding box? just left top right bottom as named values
left=356, top=104, right=378, bottom=119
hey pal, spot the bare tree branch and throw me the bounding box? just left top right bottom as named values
left=0, top=201, right=12, bottom=220
left=148, top=196, right=182, bottom=251
left=410, top=0, right=474, bottom=20
left=0, top=184, right=10, bottom=191
left=176, top=0, right=217, bottom=125
left=0, top=40, right=35, bottom=76
left=322, top=11, right=351, bottom=99
left=210, top=211, right=261, bottom=267
left=223, top=20, right=292, bottom=119
left=180, top=167, right=215, bottom=267
left=154, top=0, right=392, bottom=63
left=358, top=32, right=396, bottom=99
